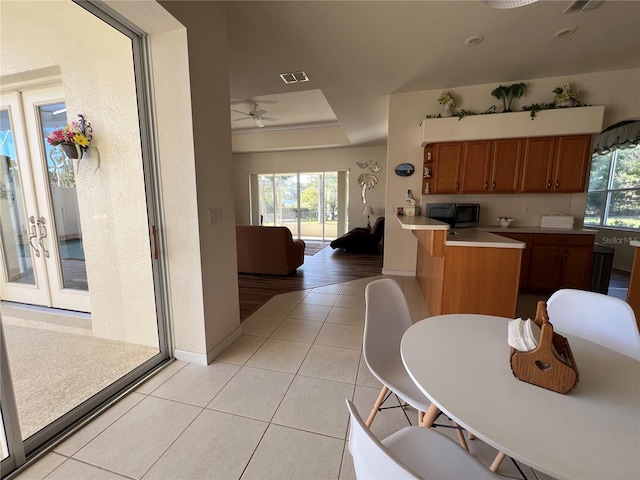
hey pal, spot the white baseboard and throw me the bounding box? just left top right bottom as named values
left=173, top=349, right=208, bottom=366
left=382, top=269, right=416, bottom=276
left=207, top=327, right=243, bottom=363
left=173, top=327, right=243, bottom=365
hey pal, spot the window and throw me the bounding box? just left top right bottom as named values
left=584, top=145, right=640, bottom=230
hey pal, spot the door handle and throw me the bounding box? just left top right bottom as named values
left=37, top=216, right=50, bottom=258
left=28, top=216, right=40, bottom=257
left=151, top=225, right=158, bottom=260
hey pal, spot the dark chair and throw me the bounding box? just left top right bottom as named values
left=330, top=216, right=384, bottom=253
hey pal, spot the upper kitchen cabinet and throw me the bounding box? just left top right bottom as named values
left=459, top=140, right=493, bottom=193
left=553, top=135, right=592, bottom=192
left=459, top=139, right=523, bottom=193
left=520, top=137, right=556, bottom=192
left=490, top=139, right=523, bottom=193
left=431, top=142, right=463, bottom=193
left=521, top=134, right=592, bottom=193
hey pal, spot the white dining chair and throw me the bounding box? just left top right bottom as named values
left=346, top=399, right=498, bottom=480
left=364, top=278, right=469, bottom=449
left=547, top=288, right=640, bottom=361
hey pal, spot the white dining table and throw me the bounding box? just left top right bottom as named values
left=401, top=314, right=640, bottom=480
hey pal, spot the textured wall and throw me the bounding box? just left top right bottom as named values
left=1, top=1, right=158, bottom=347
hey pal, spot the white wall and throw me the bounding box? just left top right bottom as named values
left=384, top=69, right=640, bottom=275
left=1, top=1, right=158, bottom=347
left=157, top=1, right=241, bottom=363
left=105, top=0, right=242, bottom=363
left=233, top=146, right=388, bottom=232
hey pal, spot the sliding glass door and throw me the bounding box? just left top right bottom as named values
left=254, top=171, right=347, bottom=241
left=0, top=1, right=170, bottom=475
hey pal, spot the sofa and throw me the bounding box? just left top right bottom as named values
left=329, top=216, right=385, bottom=253
left=236, top=225, right=305, bottom=275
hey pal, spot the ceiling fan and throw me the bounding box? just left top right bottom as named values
left=231, top=103, right=279, bottom=128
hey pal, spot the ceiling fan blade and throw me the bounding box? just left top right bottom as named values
left=233, top=118, right=252, bottom=121
left=254, top=118, right=265, bottom=128
left=253, top=109, right=268, bottom=117
left=260, top=116, right=279, bottom=122
left=231, top=109, right=250, bottom=116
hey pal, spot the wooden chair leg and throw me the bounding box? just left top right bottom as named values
left=365, top=385, right=388, bottom=427
left=453, top=422, right=469, bottom=451
left=468, top=432, right=476, bottom=440
left=418, top=410, right=425, bottom=425
left=419, top=403, right=440, bottom=428
left=490, top=451, right=507, bottom=472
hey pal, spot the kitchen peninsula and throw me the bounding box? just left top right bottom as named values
left=397, top=216, right=524, bottom=318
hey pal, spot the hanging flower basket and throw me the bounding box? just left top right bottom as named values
left=60, top=143, right=82, bottom=159
left=47, top=116, right=91, bottom=162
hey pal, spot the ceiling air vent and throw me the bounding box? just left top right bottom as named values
left=564, top=0, right=605, bottom=14
left=279, top=71, right=309, bottom=84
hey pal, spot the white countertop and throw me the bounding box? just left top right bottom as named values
left=395, top=216, right=525, bottom=249
left=395, top=215, right=450, bottom=230
left=631, top=240, right=640, bottom=248
left=445, top=228, right=525, bottom=249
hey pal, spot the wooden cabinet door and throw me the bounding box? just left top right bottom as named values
left=491, top=139, right=523, bottom=193
left=460, top=140, right=492, bottom=193
left=529, top=245, right=563, bottom=290
left=521, top=137, right=556, bottom=192
left=561, top=246, right=593, bottom=289
left=432, top=142, right=463, bottom=193
left=553, top=135, right=592, bottom=193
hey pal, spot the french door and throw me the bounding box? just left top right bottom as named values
left=254, top=171, right=347, bottom=241
left=0, top=86, right=89, bottom=312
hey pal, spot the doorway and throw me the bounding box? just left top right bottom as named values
left=1, top=86, right=89, bottom=312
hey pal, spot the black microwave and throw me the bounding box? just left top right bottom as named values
left=426, top=203, right=480, bottom=228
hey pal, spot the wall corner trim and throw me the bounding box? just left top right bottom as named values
left=206, top=327, right=243, bottom=364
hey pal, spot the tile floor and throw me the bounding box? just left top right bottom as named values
left=14, top=275, right=554, bottom=480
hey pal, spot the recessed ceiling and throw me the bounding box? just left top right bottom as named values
left=227, top=1, right=640, bottom=151
left=230, top=89, right=338, bottom=131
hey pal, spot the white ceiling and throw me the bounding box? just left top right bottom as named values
left=226, top=0, right=640, bottom=151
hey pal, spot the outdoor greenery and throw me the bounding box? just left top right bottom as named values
left=257, top=172, right=342, bottom=226
left=584, top=145, right=640, bottom=230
